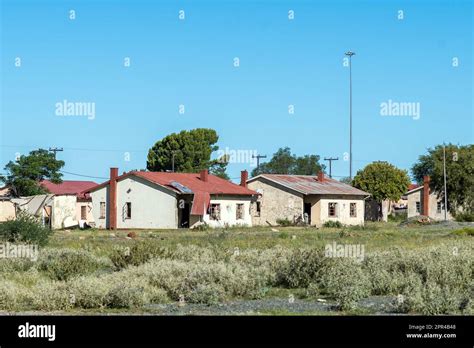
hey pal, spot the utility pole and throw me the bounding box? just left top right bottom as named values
left=443, top=144, right=448, bottom=221
left=252, top=154, right=267, bottom=171
left=48, top=147, right=63, bottom=158
left=324, top=157, right=339, bottom=178
left=171, top=150, right=179, bottom=172
left=345, top=50, right=355, bottom=180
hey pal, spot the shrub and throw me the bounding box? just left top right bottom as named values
left=323, top=221, right=343, bottom=228
left=0, top=280, right=24, bottom=311
left=318, top=258, right=371, bottom=310
left=109, top=241, right=168, bottom=270
left=38, top=248, right=110, bottom=281
left=30, top=281, right=73, bottom=311
left=0, top=211, right=52, bottom=246
left=454, top=212, right=474, bottom=222
left=276, top=218, right=292, bottom=227
left=276, top=248, right=326, bottom=288
left=0, top=258, right=35, bottom=273
left=451, top=227, right=474, bottom=236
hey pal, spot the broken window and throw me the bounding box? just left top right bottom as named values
left=350, top=203, right=357, bottom=217
left=236, top=203, right=244, bottom=220
left=328, top=202, right=337, bottom=217
left=210, top=203, right=221, bottom=220
left=100, top=202, right=106, bottom=219
left=437, top=201, right=442, bottom=213
left=81, top=206, right=87, bottom=220
left=416, top=201, right=421, bottom=213
left=256, top=201, right=261, bottom=217
left=125, top=202, right=132, bottom=219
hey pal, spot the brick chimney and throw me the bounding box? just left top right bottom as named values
left=200, top=169, right=208, bottom=182
left=317, top=171, right=325, bottom=183
left=108, top=167, right=118, bottom=230
left=240, top=170, right=248, bottom=187
left=422, top=175, right=430, bottom=216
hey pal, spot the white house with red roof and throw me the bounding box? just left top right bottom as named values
left=39, top=180, right=97, bottom=229
left=84, top=168, right=258, bottom=229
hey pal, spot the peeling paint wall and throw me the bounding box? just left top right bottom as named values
left=247, top=178, right=304, bottom=226
left=51, top=195, right=77, bottom=229
left=199, top=195, right=253, bottom=228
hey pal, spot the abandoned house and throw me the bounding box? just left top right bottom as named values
left=84, top=168, right=258, bottom=229
left=246, top=172, right=370, bottom=227
left=405, top=175, right=453, bottom=220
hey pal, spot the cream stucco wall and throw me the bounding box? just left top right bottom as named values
left=90, top=176, right=179, bottom=229
left=0, top=200, right=16, bottom=222
left=76, top=201, right=94, bottom=224
left=51, top=195, right=77, bottom=229
left=315, top=195, right=365, bottom=226
left=407, top=189, right=453, bottom=220
left=247, top=179, right=304, bottom=226
left=200, top=195, right=253, bottom=228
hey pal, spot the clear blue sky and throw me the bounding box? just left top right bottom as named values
left=1, top=0, right=472, bottom=183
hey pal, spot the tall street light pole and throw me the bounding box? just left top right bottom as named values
left=345, top=50, right=355, bottom=180
left=443, top=144, right=448, bottom=221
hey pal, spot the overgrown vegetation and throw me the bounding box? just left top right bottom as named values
left=0, top=223, right=472, bottom=315
left=0, top=212, right=52, bottom=246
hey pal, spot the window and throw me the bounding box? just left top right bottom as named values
left=236, top=203, right=244, bottom=220
left=350, top=203, right=357, bottom=217
left=210, top=204, right=221, bottom=220
left=256, top=202, right=261, bottom=217
left=99, top=202, right=106, bottom=219
left=416, top=201, right=421, bottom=213
left=328, top=202, right=337, bottom=217
left=437, top=202, right=442, bottom=213
left=81, top=206, right=87, bottom=220
left=125, top=202, right=132, bottom=219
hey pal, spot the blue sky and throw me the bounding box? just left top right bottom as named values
left=1, top=0, right=472, bottom=183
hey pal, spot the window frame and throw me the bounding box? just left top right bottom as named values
left=210, top=203, right=221, bottom=221
left=236, top=203, right=244, bottom=220
left=99, top=202, right=106, bottom=219
left=81, top=205, right=87, bottom=220
left=328, top=202, right=338, bottom=217
left=416, top=201, right=421, bottom=213
left=350, top=202, right=357, bottom=218
left=125, top=202, right=132, bottom=219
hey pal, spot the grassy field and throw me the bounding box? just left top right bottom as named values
left=1, top=221, right=473, bottom=315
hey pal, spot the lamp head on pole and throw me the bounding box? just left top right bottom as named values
left=345, top=51, right=356, bottom=57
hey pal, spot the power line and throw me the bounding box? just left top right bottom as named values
left=324, top=157, right=339, bottom=178
left=59, top=170, right=108, bottom=180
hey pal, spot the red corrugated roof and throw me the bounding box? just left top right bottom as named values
left=408, top=183, right=419, bottom=191
left=41, top=180, right=98, bottom=197
left=248, top=174, right=370, bottom=196
left=85, top=171, right=257, bottom=196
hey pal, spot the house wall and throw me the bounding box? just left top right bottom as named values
left=314, top=195, right=365, bottom=226
left=90, top=176, right=179, bottom=229
left=199, top=195, right=253, bottom=228
left=407, top=189, right=453, bottom=220
left=76, top=201, right=94, bottom=224
left=247, top=179, right=304, bottom=226
left=0, top=200, right=16, bottom=222
left=51, top=195, right=77, bottom=229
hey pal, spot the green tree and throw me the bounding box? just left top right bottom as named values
left=146, top=129, right=229, bottom=178
left=251, top=147, right=325, bottom=177
left=353, top=161, right=410, bottom=221
left=0, top=149, right=64, bottom=197
left=411, top=144, right=473, bottom=215
left=209, top=154, right=230, bottom=180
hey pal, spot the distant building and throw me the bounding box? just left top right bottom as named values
left=84, top=168, right=258, bottom=229
left=405, top=176, right=453, bottom=220
left=246, top=173, right=370, bottom=227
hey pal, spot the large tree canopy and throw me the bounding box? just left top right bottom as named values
left=353, top=161, right=410, bottom=203
left=146, top=128, right=229, bottom=179
left=251, top=147, right=325, bottom=177
left=411, top=144, right=473, bottom=214
left=0, top=149, right=64, bottom=197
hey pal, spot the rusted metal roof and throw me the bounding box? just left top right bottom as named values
left=248, top=174, right=370, bottom=196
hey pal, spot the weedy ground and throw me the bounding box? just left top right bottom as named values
left=0, top=222, right=472, bottom=315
